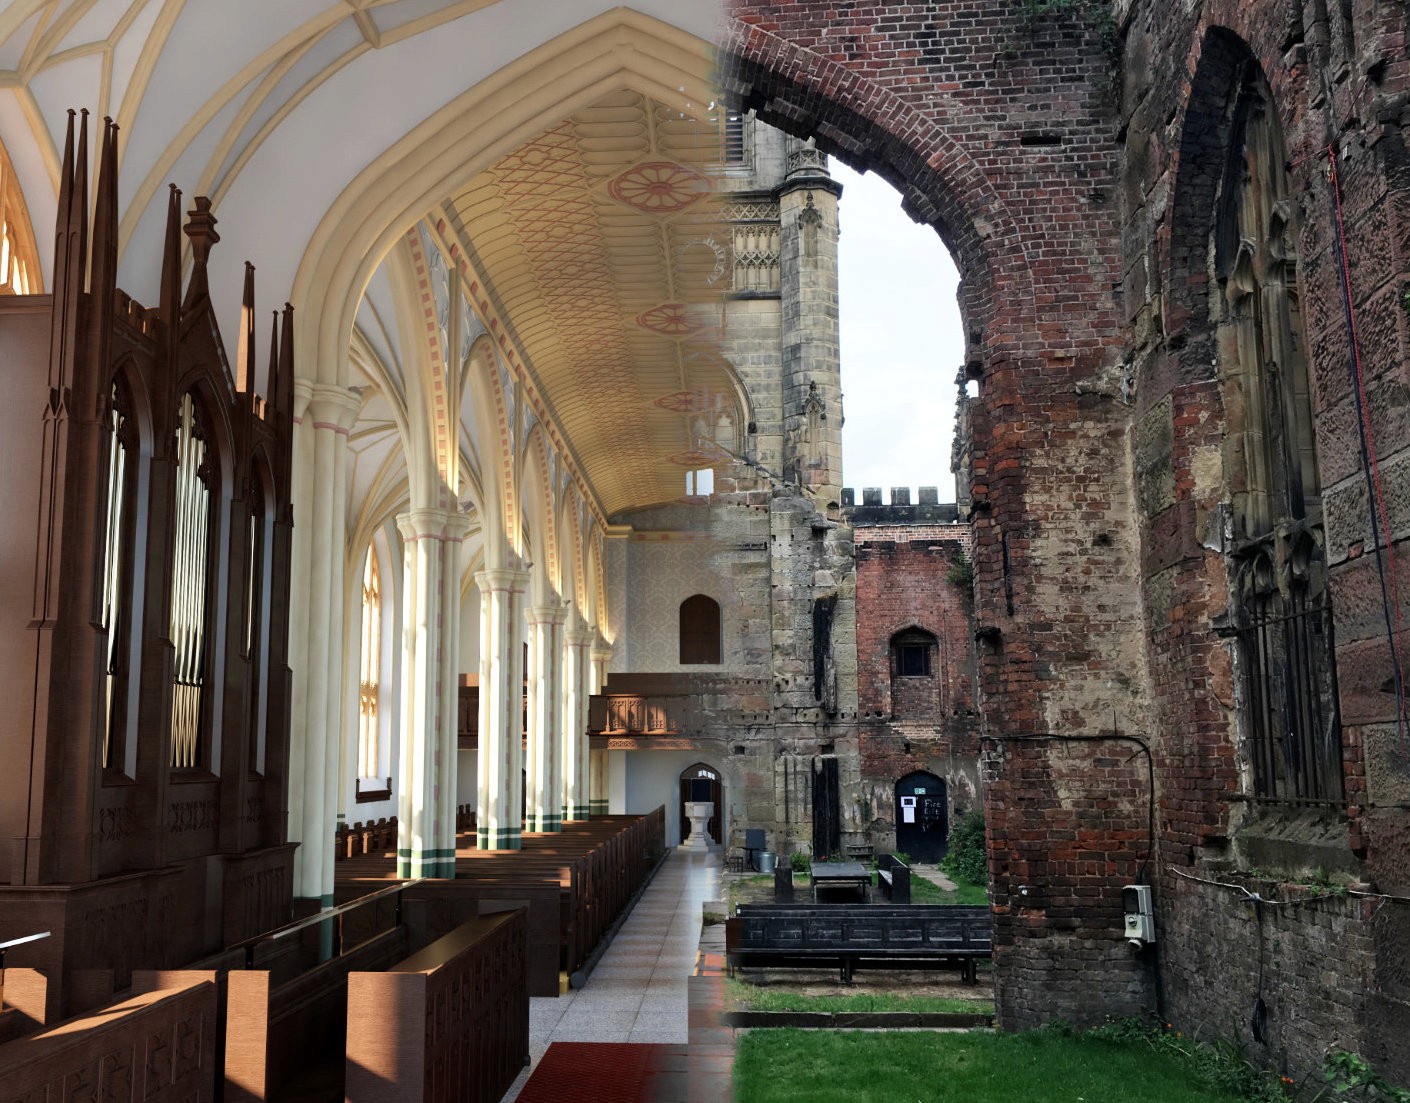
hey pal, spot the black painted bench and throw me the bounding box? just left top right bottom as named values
left=726, top=904, right=990, bottom=983
left=875, top=853, right=911, bottom=903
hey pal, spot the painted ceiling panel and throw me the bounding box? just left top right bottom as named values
left=214, top=18, right=366, bottom=191
left=0, top=6, right=47, bottom=70
left=53, top=0, right=130, bottom=54
left=107, top=0, right=160, bottom=122
left=444, top=86, right=744, bottom=518
left=26, top=50, right=101, bottom=139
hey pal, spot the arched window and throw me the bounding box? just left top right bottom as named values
left=0, top=138, right=41, bottom=295
left=170, top=391, right=214, bottom=769
left=100, top=381, right=137, bottom=769
left=890, top=627, right=940, bottom=720
left=1211, top=54, right=1340, bottom=803
left=358, top=547, right=381, bottom=779
left=679, top=594, right=721, bottom=665
left=891, top=627, right=936, bottom=678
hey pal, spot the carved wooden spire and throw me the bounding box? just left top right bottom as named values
left=278, top=302, right=295, bottom=430
left=181, top=195, right=220, bottom=313
left=266, top=309, right=279, bottom=417
left=159, top=184, right=182, bottom=333
left=237, top=261, right=255, bottom=397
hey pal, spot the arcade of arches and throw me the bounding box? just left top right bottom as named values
left=0, top=0, right=1408, bottom=1090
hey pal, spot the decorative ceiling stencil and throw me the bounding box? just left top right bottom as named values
left=607, top=161, right=710, bottom=214
left=655, top=391, right=722, bottom=413
left=445, top=88, right=744, bottom=518
left=634, top=302, right=699, bottom=336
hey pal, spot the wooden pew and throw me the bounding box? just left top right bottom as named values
left=345, top=910, right=528, bottom=1103
left=0, top=975, right=217, bottom=1101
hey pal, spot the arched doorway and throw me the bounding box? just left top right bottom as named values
left=679, top=762, right=722, bottom=845
left=895, top=771, right=948, bottom=864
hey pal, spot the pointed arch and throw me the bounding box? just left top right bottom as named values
left=520, top=422, right=558, bottom=603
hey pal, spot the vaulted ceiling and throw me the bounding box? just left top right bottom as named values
left=445, top=88, right=741, bottom=517
left=0, top=0, right=737, bottom=523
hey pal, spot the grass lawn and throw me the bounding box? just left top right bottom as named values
left=908, top=872, right=988, bottom=906
left=726, top=978, right=992, bottom=1016
left=733, top=1029, right=1248, bottom=1103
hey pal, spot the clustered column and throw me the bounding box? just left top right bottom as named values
left=394, top=508, right=471, bottom=878
left=525, top=602, right=567, bottom=833
left=589, top=638, right=613, bottom=816
left=561, top=619, right=594, bottom=822
left=477, top=567, right=530, bottom=849
left=289, top=381, right=360, bottom=905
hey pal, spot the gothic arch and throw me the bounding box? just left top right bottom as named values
left=292, top=9, right=722, bottom=391
left=717, top=16, right=1037, bottom=346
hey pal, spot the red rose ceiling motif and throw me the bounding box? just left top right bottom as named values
left=668, top=446, right=729, bottom=468
left=608, top=161, right=710, bottom=213
left=635, top=302, right=701, bottom=336
left=655, top=391, right=719, bottom=413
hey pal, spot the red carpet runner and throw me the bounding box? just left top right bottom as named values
left=516, top=1042, right=688, bottom=1103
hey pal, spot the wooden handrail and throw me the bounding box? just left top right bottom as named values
left=225, top=880, right=419, bottom=968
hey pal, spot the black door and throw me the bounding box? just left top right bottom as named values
left=895, top=771, right=948, bottom=863
left=812, top=757, right=841, bottom=860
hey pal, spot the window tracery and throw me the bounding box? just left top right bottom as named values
left=358, top=547, right=381, bottom=779
left=0, top=139, right=40, bottom=295
left=1215, top=65, right=1341, bottom=804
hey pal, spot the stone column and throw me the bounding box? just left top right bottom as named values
left=395, top=508, right=471, bottom=878
left=561, top=622, right=593, bottom=822
left=524, top=603, right=567, bottom=833
left=290, top=382, right=360, bottom=905
left=589, top=638, right=613, bottom=816
left=476, top=567, right=529, bottom=850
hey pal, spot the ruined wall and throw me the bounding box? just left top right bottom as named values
left=722, top=0, right=1410, bottom=1073
left=724, top=0, right=1153, bottom=1028
left=852, top=517, right=982, bottom=847
left=1117, top=0, right=1410, bottom=1081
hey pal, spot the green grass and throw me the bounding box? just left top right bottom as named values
left=907, top=871, right=988, bottom=906
left=733, top=1028, right=1249, bottom=1103
left=726, top=978, right=992, bottom=1016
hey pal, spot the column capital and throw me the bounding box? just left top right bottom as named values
left=303, top=381, right=362, bottom=432
left=396, top=507, right=472, bottom=543
left=476, top=566, right=531, bottom=594
left=526, top=603, right=568, bottom=627
left=565, top=624, right=595, bottom=647
left=590, top=638, right=613, bottom=663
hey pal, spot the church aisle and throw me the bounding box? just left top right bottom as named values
left=505, top=846, right=725, bottom=1101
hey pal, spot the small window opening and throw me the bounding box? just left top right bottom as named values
left=679, top=594, right=722, bottom=665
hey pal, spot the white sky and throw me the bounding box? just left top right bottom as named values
left=834, top=160, right=963, bottom=503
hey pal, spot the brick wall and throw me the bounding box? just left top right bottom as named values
left=723, top=0, right=1410, bottom=1076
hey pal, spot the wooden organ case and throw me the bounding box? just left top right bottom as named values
left=0, top=111, right=297, bottom=1019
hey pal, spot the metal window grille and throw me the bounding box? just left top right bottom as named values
left=1232, top=544, right=1343, bottom=805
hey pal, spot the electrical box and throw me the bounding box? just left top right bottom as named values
left=1123, top=884, right=1155, bottom=946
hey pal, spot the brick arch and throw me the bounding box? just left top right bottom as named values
left=718, top=16, right=1038, bottom=346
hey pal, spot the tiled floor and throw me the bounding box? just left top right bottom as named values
left=504, top=846, right=726, bottom=1101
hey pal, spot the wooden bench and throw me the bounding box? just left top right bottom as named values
left=875, top=853, right=911, bottom=904
left=727, top=904, right=990, bottom=983
left=345, top=910, right=528, bottom=1103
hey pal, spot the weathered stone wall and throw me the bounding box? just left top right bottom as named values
left=722, top=0, right=1410, bottom=1074
left=1117, top=0, right=1410, bottom=1080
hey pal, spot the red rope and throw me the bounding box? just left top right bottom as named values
left=1327, top=147, right=1409, bottom=740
